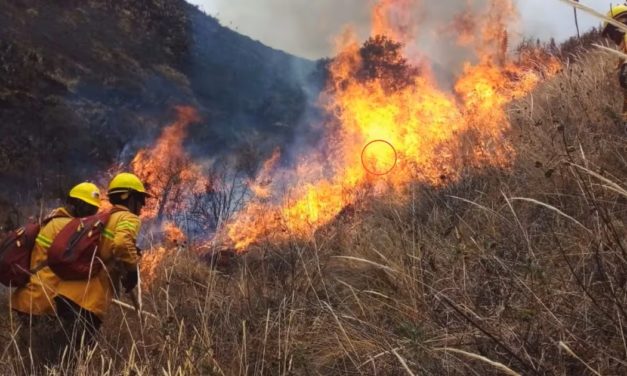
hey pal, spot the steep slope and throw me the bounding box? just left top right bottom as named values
left=0, top=0, right=314, bottom=210
left=2, top=45, right=624, bottom=375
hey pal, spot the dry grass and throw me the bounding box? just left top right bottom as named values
left=1, top=49, right=626, bottom=375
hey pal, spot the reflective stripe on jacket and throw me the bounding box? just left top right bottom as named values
left=55, top=205, right=141, bottom=318
left=10, top=208, right=73, bottom=315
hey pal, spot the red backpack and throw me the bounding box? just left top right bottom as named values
left=47, top=210, right=120, bottom=280
left=0, top=222, right=41, bottom=287
left=0, top=212, right=67, bottom=288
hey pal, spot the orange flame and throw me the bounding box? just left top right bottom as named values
left=222, top=0, right=562, bottom=251
left=131, top=106, right=207, bottom=220
left=126, top=107, right=204, bottom=285
left=163, top=221, right=187, bottom=245
left=248, top=149, right=281, bottom=199
left=140, top=246, right=167, bottom=289
left=372, top=0, right=419, bottom=42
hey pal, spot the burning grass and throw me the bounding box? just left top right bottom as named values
left=1, top=46, right=625, bottom=375
left=116, top=1, right=562, bottom=254
left=131, top=105, right=207, bottom=221
left=1, top=1, right=625, bottom=374
left=222, top=1, right=562, bottom=252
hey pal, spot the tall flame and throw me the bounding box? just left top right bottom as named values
left=223, top=0, right=561, bottom=251
left=372, top=0, right=419, bottom=41
left=131, top=106, right=207, bottom=220
left=131, top=107, right=202, bottom=286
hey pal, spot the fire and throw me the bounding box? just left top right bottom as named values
left=248, top=149, right=281, bottom=199
left=223, top=0, right=561, bottom=251
left=128, top=106, right=204, bottom=282
left=140, top=246, right=167, bottom=289
left=361, top=140, right=397, bottom=176
left=131, top=106, right=207, bottom=220
left=372, top=0, right=418, bottom=42
left=163, top=221, right=187, bottom=245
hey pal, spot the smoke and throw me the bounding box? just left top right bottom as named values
left=198, top=0, right=371, bottom=59
left=258, top=0, right=525, bottom=170
left=200, top=0, right=507, bottom=61
left=193, top=0, right=600, bottom=63
left=364, top=0, right=523, bottom=87
left=197, top=0, right=528, bottom=85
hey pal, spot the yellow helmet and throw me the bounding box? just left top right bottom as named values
left=108, top=172, right=149, bottom=196
left=608, top=4, right=627, bottom=19
left=68, top=182, right=102, bottom=208
left=603, top=5, right=627, bottom=37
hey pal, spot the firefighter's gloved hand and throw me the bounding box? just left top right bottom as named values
left=619, top=64, right=627, bottom=89
left=121, top=270, right=138, bottom=293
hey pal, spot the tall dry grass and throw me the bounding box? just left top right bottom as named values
left=1, top=49, right=626, bottom=375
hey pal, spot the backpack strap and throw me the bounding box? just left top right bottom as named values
left=41, top=208, right=72, bottom=226
left=30, top=209, right=119, bottom=275
left=65, top=210, right=113, bottom=252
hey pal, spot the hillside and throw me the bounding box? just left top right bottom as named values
left=1, top=43, right=625, bottom=374
left=1, top=1, right=626, bottom=374
left=0, top=0, right=314, bottom=215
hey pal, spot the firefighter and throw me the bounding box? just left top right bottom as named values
left=54, top=173, right=147, bottom=350
left=10, top=182, right=101, bottom=366
left=602, top=4, right=627, bottom=128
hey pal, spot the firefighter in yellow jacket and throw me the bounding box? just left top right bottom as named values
left=602, top=4, right=627, bottom=128
left=55, top=173, right=147, bottom=345
left=10, top=182, right=100, bottom=366
left=11, top=182, right=101, bottom=315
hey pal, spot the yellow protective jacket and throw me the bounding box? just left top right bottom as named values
left=620, top=35, right=627, bottom=64
left=10, top=208, right=73, bottom=315
left=55, top=205, right=141, bottom=319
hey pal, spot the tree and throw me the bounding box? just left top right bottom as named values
left=357, top=35, right=420, bottom=92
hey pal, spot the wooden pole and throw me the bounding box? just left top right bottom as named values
left=574, top=0, right=581, bottom=39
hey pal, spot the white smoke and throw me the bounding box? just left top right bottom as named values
left=188, top=0, right=603, bottom=60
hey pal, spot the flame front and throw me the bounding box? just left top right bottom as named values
left=130, top=107, right=201, bottom=285
left=140, top=246, right=167, bottom=289
left=224, top=0, right=561, bottom=251
left=163, top=221, right=187, bottom=245
left=131, top=106, right=207, bottom=221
